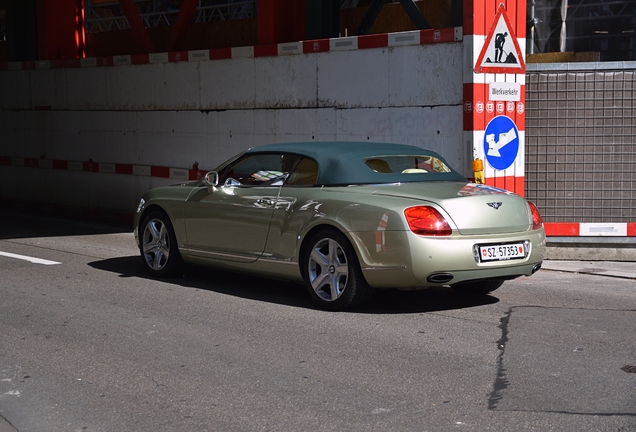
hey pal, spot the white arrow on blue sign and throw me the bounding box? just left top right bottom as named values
left=483, top=115, right=519, bottom=170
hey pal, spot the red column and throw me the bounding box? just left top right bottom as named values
left=257, top=0, right=305, bottom=45
left=166, top=0, right=199, bottom=52
left=118, top=0, right=155, bottom=53
left=37, top=0, right=85, bottom=59
left=463, top=0, right=527, bottom=195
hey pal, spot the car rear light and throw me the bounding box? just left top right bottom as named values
left=404, top=206, right=452, bottom=236
left=528, top=201, right=543, bottom=230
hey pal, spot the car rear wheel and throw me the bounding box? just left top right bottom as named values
left=140, top=211, right=182, bottom=277
left=302, top=229, right=373, bottom=311
left=451, top=279, right=504, bottom=295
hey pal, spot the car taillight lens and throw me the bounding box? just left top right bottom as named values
left=404, top=206, right=452, bottom=236
left=528, top=201, right=543, bottom=230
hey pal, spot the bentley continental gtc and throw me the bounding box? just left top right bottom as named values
left=134, top=142, right=546, bottom=311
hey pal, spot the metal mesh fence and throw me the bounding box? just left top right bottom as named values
left=525, top=66, right=636, bottom=223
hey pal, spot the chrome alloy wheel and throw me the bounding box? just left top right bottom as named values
left=308, top=237, right=349, bottom=302
left=142, top=218, right=171, bottom=271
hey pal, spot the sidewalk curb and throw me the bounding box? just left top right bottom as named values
left=541, top=261, right=636, bottom=280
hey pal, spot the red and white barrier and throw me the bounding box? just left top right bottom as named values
left=544, top=223, right=636, bottom=237
left=0, top=156, right=207, bottom=182
left=0, top=28, right=461, bottom=72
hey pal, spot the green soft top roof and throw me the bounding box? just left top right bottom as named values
left=245, top=141, right=467, bottom=185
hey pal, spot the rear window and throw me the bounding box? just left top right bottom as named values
left=364, top=155, right=452, bottom=174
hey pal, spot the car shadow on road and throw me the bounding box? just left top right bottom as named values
left=88, top=256, right=499, bottom=314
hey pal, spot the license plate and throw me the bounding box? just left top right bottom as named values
left=478, top=242, right=526, bottom=262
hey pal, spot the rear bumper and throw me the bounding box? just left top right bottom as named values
left=351, top=228, right=546, bottom=288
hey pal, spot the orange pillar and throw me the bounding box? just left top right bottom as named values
left=257, top=0, right=305, bottom=45
left=36, top=0, right=85, bottom=59
left=463, top=0, right=527, bottom=195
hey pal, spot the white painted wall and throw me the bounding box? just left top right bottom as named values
left=0, top=41, right=464, bottom=216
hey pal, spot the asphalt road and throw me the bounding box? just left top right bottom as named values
left=0, top=210, right=634, bottom=432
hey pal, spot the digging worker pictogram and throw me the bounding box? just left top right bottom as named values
left=495, top=31, right=508, bottom=63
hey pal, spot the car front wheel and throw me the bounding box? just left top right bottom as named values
left=451, top=279, right=504, bottom=295
left=302, top=229, right=372, bottom=311
left=139, top=211, right=182, bottom=277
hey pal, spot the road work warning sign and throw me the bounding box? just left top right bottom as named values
left=475, top=4, right=526, bottom=74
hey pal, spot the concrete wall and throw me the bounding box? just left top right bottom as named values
left=0, top=34, right=464, bottom=218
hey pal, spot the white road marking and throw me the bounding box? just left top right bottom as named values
left=0, top=251, right=61, bottom=265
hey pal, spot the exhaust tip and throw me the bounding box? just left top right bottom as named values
left=532, top=263, right=542, bottom=274
left=427, top=273, right=454, bottom=284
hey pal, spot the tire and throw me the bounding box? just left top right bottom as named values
left=451, top=279, right=504, bottom=295
left=302, top=229, right=373, bottom=311
left=139, top=211, right=182, bottom=277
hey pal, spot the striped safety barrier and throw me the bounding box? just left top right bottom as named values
left=0, top=28, right=462, bottom=72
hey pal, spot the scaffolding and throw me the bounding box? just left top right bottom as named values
left=85, top=0, right=255, bottom=33
left=528, top=0, right=636, bottom=61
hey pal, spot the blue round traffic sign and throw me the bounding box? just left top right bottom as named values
left=483, top=115, right=519, bottom=170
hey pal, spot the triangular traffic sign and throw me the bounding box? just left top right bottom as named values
left=474, top=4, right=526, bottom=74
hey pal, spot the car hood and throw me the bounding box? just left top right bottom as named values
left=368, top=182, right=533, bottom=235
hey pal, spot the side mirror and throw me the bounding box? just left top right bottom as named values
left=202, top=171, right=219, bottom=186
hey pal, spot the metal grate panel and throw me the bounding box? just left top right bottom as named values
left=525, top=68, right=636, bottom=223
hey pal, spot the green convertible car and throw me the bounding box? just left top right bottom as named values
left=134, top=141, right=546, bottom=311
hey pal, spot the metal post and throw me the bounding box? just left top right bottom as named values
left=529, top=0, right=535, bottom=54
left=355, top=0, right=385, bottom=35
left=559, top=0, right=567, bottom=52
left=397, top=0, right=430, bottom=30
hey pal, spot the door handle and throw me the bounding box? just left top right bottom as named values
left=256, top=199, right=274, bottom=207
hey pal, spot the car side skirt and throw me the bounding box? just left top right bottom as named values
left=181, top=251, right=304, bottom=283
